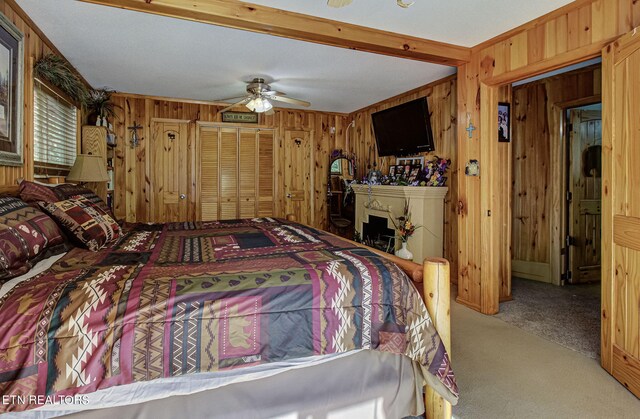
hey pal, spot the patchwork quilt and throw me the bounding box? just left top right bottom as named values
left=0, top=218, right=458, bottom=413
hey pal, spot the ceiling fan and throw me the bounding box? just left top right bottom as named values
left=327, top=0, right=414, bottom=8
left=217, top=78, right=311, bottom=114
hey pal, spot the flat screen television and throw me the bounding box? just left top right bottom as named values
left=371, top=97, right=435, bottom=157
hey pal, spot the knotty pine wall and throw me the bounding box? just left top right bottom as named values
left=0, top=0, right=82, bottom=186
left=511, top=64, right=601, bottom=284
left=348, top=75, right=458, bottom=282
left=456, top=0, right=640, bottom=314
left=109, top=93, right=349, bottom=229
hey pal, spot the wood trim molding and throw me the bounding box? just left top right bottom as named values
left=77, top=0, right=471, bottom=65
left=482, top=42, right=605, bottom=86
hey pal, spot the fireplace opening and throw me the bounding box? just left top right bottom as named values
left=361, top=215, right=395, bottom=254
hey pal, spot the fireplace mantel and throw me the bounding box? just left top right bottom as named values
left=351, top=185, right=448, bottom=263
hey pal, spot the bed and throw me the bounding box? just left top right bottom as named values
left=0, top=185, right=457, bottom=418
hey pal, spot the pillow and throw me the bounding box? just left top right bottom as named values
left=0, top=196, right=65, bottom=281
left=19, top=181, right=113, bottom=217
left=52, top=184, right=112, bottom=216
left=19, top=180, right=59, bottom=205
left=39, top=198, right=120, bottom=252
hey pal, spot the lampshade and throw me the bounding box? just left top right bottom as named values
left=66, top=154, right=109, bottom=182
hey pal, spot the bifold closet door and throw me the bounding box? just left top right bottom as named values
left=257, top=130, right=275, bottom=217
left=200, top=126, right=219, bottom=221
left=219, top=129, right=239, bottom=220
left=199, top=126, right=274, bottom=221
left=239, top=130, right=257, bottom=218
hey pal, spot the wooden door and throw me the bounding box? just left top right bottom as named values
left=199, top=125, right=275, bottom=221
left=601, top=30, right=640, bottom=398
left=568, top=109, right=602, bottom=283
left=150, top=119, right=190, bottom=223
left=283, top=130, right=312, bottom=225
left=219, top=128, right=239, bottom=220
left=257, top=130, right=275, bottom=217
left=200, top=125, right=219, bottom=221
left=239, top=130, right=257, bottom=218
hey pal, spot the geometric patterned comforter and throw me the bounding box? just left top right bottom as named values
left=0, top=218, right=458, bottom=413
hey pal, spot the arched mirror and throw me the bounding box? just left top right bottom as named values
left=327, top=150, right=356, bottom=237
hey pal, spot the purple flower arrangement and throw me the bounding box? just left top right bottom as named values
left=419, top=156, right=451, bottom=187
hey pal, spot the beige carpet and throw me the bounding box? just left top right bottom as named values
left=451, top=299, right=640, bottom=419
left=496, top=278, right=601, bottom=359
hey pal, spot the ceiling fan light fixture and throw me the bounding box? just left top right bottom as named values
left=246, top=97, right=272, bottom=113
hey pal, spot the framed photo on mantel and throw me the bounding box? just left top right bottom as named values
left=0, top=14, right=23, bottom=166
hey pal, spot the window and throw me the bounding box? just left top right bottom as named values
left=33, top=80, right=77, bottom=171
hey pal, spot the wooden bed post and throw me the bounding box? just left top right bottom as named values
left=423, top=257, right=452, bottom=419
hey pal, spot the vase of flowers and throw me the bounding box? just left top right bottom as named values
left=391, top=199, right=418, bottom=260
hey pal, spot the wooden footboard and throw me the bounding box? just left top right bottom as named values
left=286, top=215, right=452, bottom=419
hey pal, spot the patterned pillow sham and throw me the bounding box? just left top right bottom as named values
left=19, top=180, right=59, bottom=205
left=39, top=198, right=120, bottom=252
left=19, top=181, right=113, bottom=217
left=52, top=184, right=112, bottom=216
left=0, top=196, right=65, bottom=281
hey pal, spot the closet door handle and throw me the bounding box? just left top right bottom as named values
left=180, top=194, right=187, bottom=200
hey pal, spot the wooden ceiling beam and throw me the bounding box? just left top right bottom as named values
left=77, top=0, right=470, bottom=66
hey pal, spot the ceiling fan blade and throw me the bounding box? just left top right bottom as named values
left=327, top=0, right=352, bottom=7
left=219, top=97, right=250, bottom=113
left=215, top=95, right=247, bottom=103
left=266, top=95, right=310, bottom=108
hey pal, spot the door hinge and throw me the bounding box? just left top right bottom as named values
left=566, top=191, right=573, bottom=202
left=566, top=235, right=576, bottom=247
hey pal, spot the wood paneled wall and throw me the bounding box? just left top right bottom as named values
left=110, top=94, right=348, bottom=229
left=457, top=0, right=640, bottom=314
left=348, top=76, right=458, bottom=282
left=0, top=0, right=82, bottom=186
left=511, top=65, right=601, bottom=284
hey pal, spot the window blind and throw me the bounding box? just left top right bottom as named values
left=34, top=80, right=77, bottom=170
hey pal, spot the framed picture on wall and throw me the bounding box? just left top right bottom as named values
left=498, top=102, right=510, bottom=143
left=0, top=14, right=23, bottom=166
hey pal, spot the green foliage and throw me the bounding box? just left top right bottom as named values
left=85, top=88, right=121, bottom=120
left=34, top=54, right=88, bottom=105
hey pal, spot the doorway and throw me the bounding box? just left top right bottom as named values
left=503, top=63, right=603, bottom=359
left=564, top=104, right=602, bottom=285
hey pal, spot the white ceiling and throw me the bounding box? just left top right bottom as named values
left=16, top=0, right=572, bottom=113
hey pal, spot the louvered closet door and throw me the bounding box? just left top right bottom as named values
left=219, top=129, right=239, bottom=220
left=200, top=126, right=219, bottom=221
left=199, top=126, right=275, bottom=221
left=239, top=130, right=257, bottom=218
left=257, top=131, right=275, bottom=217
